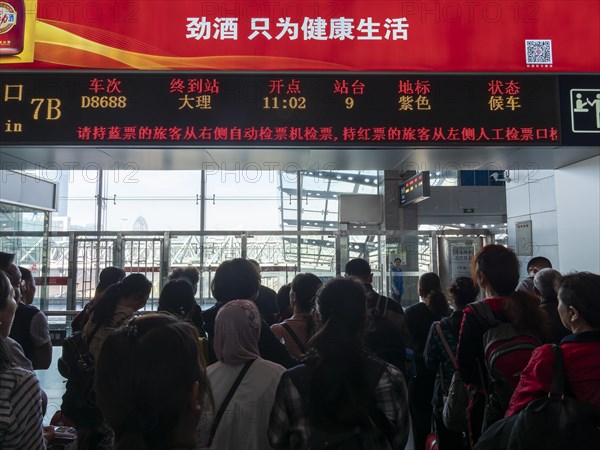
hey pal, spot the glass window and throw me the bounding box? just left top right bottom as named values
left=204, top=170, right=281, bottom=230
left=430, top=170, right=458, bottom=186
left=299, top=170, right=379, bottom=231
left=105, top=170, right=202, bottom=231
left=44, top=171, right=98, bottom=231
left=0, top=203, right=47, bottom=233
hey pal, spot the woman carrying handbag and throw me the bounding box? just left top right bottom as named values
left=424, top=277, right=478, bottom=450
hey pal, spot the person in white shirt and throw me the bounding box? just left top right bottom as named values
left=198, top=299, right=286, bottom=449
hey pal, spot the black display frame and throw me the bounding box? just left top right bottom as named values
left=0, top=72, right=564, bottom=147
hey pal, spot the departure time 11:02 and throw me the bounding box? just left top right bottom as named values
left=263, top=96, right=307, bottom=109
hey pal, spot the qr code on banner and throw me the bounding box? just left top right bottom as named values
left=525, top=40, right=553, bottom=65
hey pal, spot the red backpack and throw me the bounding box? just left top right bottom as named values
left=469, top=301, right=542, bottom=428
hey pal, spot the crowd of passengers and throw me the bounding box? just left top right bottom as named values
left=0, top=246, right=599, bottom=450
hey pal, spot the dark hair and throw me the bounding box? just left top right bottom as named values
left=92, top=274, right=152, bottom=326
left=558, top=272, right=600, bottom=329
left=527, top=256, right=552, bottom=272
left=0, top=252, right=15, bottom=270
left=473, top=244, right=548, bottom=338
left=95, top=314, right=208, bottom=450
left=291, top=273, right=322, bottom=313
left=211, top=259, right=260, bottom=303
left=344, top=258, right=371, bottom=280
left=472, top=244, right=520, bottom=296
left=291, top=273, right=322, bottom=342
left=308, top=277, right=369, bottom=431
left=276, top=284, right=292, bottom=319
left=18, top=267, right=33, bottom=283
left=158, top=280, right=196, bottom=318
left=168, top=267, right=200, bottom=286
left=419, top=272, right=451, bottom=317
left=0, top=269, right=12, bottom=310
left=448, top=276, right=479, bottom=309
left=533, top=268, right=562, bottom=302
left=97, top=267, right=126, bottom=292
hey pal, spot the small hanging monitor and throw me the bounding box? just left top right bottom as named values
left=399, top=171, right=431, bottom=207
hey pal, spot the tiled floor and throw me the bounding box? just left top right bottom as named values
left=38, top=347, right=416, bottom=449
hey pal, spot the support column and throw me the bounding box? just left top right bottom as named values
left=383, top=170, right=420, bottom=307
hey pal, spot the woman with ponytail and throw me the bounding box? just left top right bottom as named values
left=268, top=277, right=409, bottom=450
left=457, top=244, right=549, bottom=445
left=95, top=314, right=208, bottom=450
left=404, top=272, right=452, bottom=450
left=271, top=273, right=322, bottom=358
left=83, top=273, right=152, bottom=362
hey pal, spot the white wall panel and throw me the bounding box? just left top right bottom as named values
left=555, top=156, right=600, bottom=273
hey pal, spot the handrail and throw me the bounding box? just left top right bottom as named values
left=3, top=228, right=497, bottom=312
left=0, top=229, right=492, bottom=238
left=44, top=311, right=79, bottom=317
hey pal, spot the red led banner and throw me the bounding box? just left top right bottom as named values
left=0, top=0, right=599, bottom=71
left=0, top=73, right=562, bottom=147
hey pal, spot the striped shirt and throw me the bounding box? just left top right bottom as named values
left=0, top=366, right=45, bottom=450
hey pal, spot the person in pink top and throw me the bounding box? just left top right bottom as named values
left=271, top=273, right=322, bottom=359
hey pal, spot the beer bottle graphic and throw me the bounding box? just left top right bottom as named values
left=0, top=0, right=25, bottom=56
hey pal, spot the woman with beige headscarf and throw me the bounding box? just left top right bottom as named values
left=198, top=299, right=286, bottom=450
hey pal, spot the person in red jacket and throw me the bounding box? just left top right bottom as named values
left=456, top=245, right=548, bottom=445
left=506, top=271, right=600, bottom=416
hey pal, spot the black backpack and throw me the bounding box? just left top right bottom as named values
left=58, top=327, right=103, bottom=428
left=365, top=312, right=407, bottom=377
left=474, top=345, right=600, bottom=450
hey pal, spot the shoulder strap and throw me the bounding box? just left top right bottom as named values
left=469, top=301, right=502, bottom=328
left=377, top=295, right=389, bottom=316
left=434, top=321, right=457, bottom=369
left=281, top=322, right=306, bottom=354
left=207, top=359, right=255, bottom=447
left=549, top=344, right=566, bottom=396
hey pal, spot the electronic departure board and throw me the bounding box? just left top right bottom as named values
left=0, top=73, right=561, bottom=147
left=400, top=171, right=431, bottom=207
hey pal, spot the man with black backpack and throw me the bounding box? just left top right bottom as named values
left=345, top=258, right=413, bottom=376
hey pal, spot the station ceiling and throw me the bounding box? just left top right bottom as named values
left=1, top=145, right=598, bottom=171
